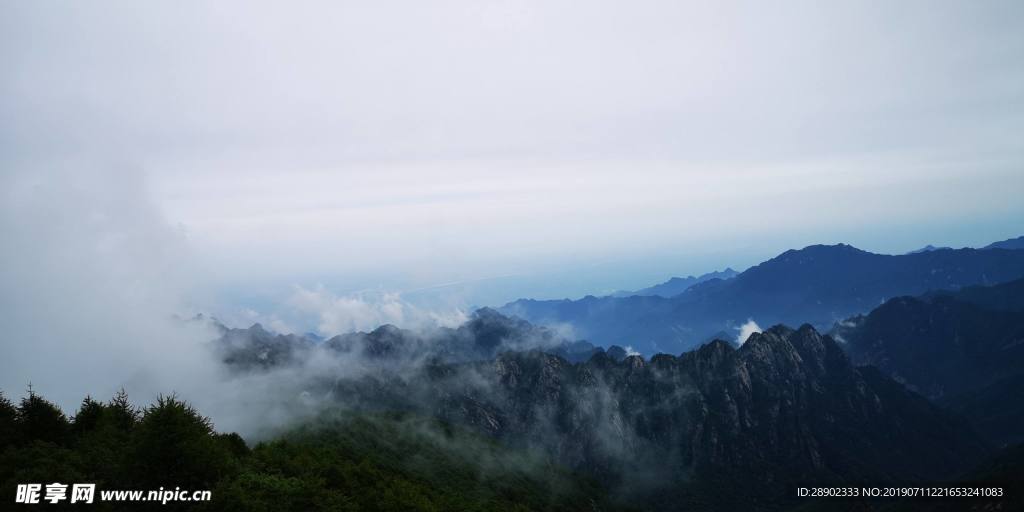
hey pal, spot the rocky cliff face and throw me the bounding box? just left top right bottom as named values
left=461, top=326, right=978, bottom=470
left=328, top=325, right=989, bottom=508
left=215, top=307, right=599, bottom=370
left=216, top=322, right=315, bottom=369
left=214, top=311, right=993, bottom=509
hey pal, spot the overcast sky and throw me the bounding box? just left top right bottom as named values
left=3, top=1, right=1024, bottom=335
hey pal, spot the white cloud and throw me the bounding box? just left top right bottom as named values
left=284, top=285, right=468, bottom=336
left=2, top=1, right=1022, bottom=305
left=735, top=319, right=762, bottom=345
left=0, top=163, right=224, bottom=413
left=2, top=0, right=1024, bottom=425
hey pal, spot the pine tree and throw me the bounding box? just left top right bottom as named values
left=17, top=387, right=70, bottom=445
left=0, top=391, right=18, bottom=448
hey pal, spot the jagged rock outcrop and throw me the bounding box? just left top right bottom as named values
left=215, top=322, right=314, bottom=369
left=336, top=324, right=990, bottom=508
left=213, top=312, right=993, bottom=509
left=215, top=307, right=601, bottom=370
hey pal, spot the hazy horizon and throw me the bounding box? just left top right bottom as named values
left=3, top=1, right=1024, bottom=408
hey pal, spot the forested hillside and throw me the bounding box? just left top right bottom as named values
left=0, top=391, right=610, bottom=511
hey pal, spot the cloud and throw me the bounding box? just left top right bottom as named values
left=3, top=1, right=1023, bottom=306
left=0, top=164, right=436, bottom=437
left=3, top=0, right=1024, bottom=438
left=735, top=319, right=761, bottom=345
left=0, top=162, right=224, bottom=413
left=283, top=285, right=468, bottom=336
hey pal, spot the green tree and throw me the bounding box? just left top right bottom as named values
left=107, top=388, right=138, bottom=432
left=72, top=391, right=139, bottom=488
left=127, top=394, right=240, bottom=489
left=17, top=387, right=70, bottom=445
left=72, top=395, right=105, bottom=437
left=0, top=391, right=17, bottom=448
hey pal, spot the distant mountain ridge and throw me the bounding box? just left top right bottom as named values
left=610, top=268, right=738, bottom=297
left=906, top=244, right=951, bottom=254
left=213, top=307, right=601, bottom=372
left=198, top=237, right=1024, bottom=509
left=984, top=235, right=1024, bottom=250
left=501, top=239, right=1024, bottom=355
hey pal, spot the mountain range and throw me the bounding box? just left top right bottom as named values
left=214, top=316, right=993, bottom=510
left=610, top=268, right=738, bottom=298
left=202, top=234, right=1024, bottom=509
left=214, top=306, right=601, bottom=373
left=984, top=235, right=1024, bottom=250
left=501, top=241, right=1024, bottom=355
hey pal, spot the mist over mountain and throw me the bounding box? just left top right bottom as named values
left=208, top=311, right=992, bottom=509
left=501, top=242, right=1024, bottom=355
left=5, top=1, right=1024, bottom=509
left=9, top=233, right=1024, bottom=509
left=215, top=307, right=598, bottom=374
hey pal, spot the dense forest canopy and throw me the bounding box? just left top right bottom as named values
left=0, top=389, right=614, bottom=511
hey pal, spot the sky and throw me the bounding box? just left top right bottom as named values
left=2, top=1, right=1024, bottom=343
